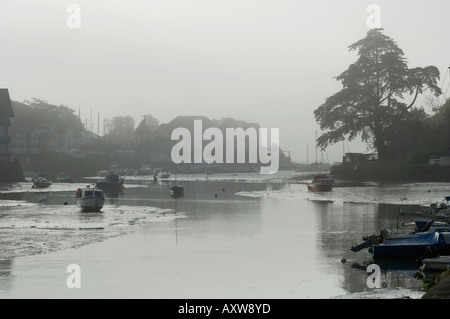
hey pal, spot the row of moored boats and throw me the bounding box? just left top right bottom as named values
left=30, top=170, right=184, bottom=213
left=305, top=174, right=450, bottom=271
left=351, top=210, right=450, bottom=271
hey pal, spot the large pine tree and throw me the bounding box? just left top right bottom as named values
left=314, top=28, right=442, bottom=161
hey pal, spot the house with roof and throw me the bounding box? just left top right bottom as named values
left=133, top=115, right=153, bottom=146
left=148, top=115, right=264, bottom=170
left=0, top=89, right=24, bottom=182
left=0, top=90, right=14, bottom=156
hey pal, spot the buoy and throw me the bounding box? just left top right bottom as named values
left=215, top=194, right=218, bottom=197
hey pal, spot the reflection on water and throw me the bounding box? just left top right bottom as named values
left=0, top=259, right=14, bottom=297
left=77, top=211, right=104, bottom=224
left=312, top=199, right=425, bottom=294
left=0, top=174, right=440, bottom=298
left=103, top=190, right=125, bottom=205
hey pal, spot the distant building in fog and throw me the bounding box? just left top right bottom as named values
left=0, top=90, right=14, bottom=155
left=0, top=89, right=24, bottom=182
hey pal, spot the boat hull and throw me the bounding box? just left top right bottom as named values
left=170, top=185, right=184, bottom=198
left=95, top=173, right=125, bottom=191
left=33, top=183, right=52, bottom=188
left=372, top=232, right=449, bottom=260
left=33, top=180, right=52, bottom=188
left=77, top=196, right=105, bottom=212
left=307, top=175, right=334, bottom=192
left=422, top=256, right=450, bottom=271
left=307, top=184, right=333, bottom=192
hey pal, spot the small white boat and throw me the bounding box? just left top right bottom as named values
left=76, top=186, right=105, bottom=212
left=158, top=171, right=171, bottom=179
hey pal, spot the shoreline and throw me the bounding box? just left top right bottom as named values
left=421, top=271, right=450, bottom=299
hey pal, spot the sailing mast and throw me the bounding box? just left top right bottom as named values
left=306, top=142, right=309, bottom=164
left=35, top=132, right=41, bottom=178
left=315, top=130, right=318, bottom=164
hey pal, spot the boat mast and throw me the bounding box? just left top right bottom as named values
left=35, top=132, right=40, bottom=178
left=306, top=142, right=309, bottom=164
left=315, top=130, right=318, bottom=164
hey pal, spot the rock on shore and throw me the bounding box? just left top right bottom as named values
left=422, top=271, right=450, bottom=299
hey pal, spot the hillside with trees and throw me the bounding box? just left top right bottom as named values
left=10, top=98, right=85, bottom=136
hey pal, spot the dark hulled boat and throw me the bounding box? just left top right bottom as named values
left=95, top=172, right=125, bottom=191
left=307, top=175, right=334, bottom=191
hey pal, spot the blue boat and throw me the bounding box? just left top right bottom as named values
left=371, top=232, right=450, bottom=260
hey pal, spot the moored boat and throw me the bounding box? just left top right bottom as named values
left=76, top=186, right=105, bottom=212
left=370, top=232, right=450, bottom=260
left=159, top=171, right=171, bottom=179
left=170, top=185, right=184, bottom=198
left=32, top=176, right=52, bottom=188
left=383, top=219, right=450, bottom=242
left=307, top=174, right=334, bottom=191
left=351, top=219, right=450, bottom=253
left=422, top=256, right=450, bottom=271
left=95, top=172, right=125, bottom=191
left=154, top=168, right=171, bottom=179
left=429, top=196, right=450, bottom=217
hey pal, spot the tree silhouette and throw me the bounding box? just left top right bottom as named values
left=314, top=29, right=442, bottom=161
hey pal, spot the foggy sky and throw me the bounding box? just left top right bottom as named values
left=1, top=0, right=449, bottom=163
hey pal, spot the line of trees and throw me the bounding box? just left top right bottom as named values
left=10, top=99, right=160, bottom=148
left=10, top=98, right=84, bottom=136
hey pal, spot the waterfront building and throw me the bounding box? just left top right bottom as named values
left=0, top=89, right=24, bottom=182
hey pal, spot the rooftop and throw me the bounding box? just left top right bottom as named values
left=0, top=89, right=14, bottom=118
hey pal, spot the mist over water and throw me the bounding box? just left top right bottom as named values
left=0, top=171, right=442, bottom=298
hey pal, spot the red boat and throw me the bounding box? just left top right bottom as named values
left=307, top=175, right=334, bottom=191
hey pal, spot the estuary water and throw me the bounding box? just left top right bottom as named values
left=1, top=171, right=447, bottom=299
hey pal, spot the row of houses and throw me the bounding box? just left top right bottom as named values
left=9, top=129, right=101, bottom=156
left=7, top=111, right=291, bottom=168
left=132, top=115, right=291, bottom=167
left=1, top=88, right=291, bottom=175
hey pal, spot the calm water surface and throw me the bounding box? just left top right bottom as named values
left=1, top=171, right=446, bottom=298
